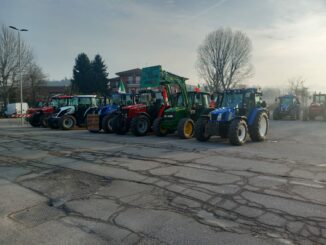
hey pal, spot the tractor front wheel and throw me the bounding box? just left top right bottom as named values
left=228, top=119, right=248, bottom=146
left=131, top=115, right=150, bottom=136
left=249, top=111, right=269, bottom=142
left=59, top=115, right=76, bottom=130
left=153, top=118, right=168, bottom=137
left=194, top=118, right=210, bottom=142
left=178, top=118, right=194, bottom=139
left=102, top=114, right=114, bottom=133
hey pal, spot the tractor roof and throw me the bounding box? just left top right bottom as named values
left=74, top=95, right=97, bottom=98
left=279, top=94, right=297, bottom=99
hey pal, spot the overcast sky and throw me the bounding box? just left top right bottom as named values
left=1, top=0, right=326, bottom=91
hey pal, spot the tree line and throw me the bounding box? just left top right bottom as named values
left=71, top=53, right=109, bottom=96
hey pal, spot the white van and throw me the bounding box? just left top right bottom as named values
left=5, top=103, right=29, bottom=117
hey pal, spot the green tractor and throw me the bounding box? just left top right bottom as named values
left=153, top=90, right=212, bottom=139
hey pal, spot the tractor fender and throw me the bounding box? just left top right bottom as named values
left=247, top=108, right=268, bottom=126
left=84, top=107, right=98, bottom=118
left=56, top=106, right=75, bottom=118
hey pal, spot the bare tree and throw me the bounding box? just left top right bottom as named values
left=288, top=77, right=309, bottom=106
left=197, top=28, right=253, bottom=93
left=24, top=63, right=47, bottom=105
left=0, top=24, right=33, bottom=107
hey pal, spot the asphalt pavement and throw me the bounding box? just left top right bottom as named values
left=0, top=118, right=326, bottom=245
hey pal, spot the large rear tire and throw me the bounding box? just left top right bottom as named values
left=102, top=114, right=114, bottom=133
left=194, top=118, right=210, bottom=142
left=177, top=118, right=194, bottom=139
left=228, top=119, right=248, bottom=146
left=111, top=115, right=128, bottom=135
left=131, top=115, right=150, bottom=136
left=153, top=118, right=168, bottom=137
left=59, top=115, right=76, bottom=130
left=249, top=111, right=269, bottom=142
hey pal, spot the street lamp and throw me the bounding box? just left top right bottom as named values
left=9, top=26, right=28, bottom=126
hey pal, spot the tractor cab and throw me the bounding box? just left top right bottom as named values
left=195, top=88, right=269, bottom=146
left=308, top=93, right=326, bottom=120
left=273, top=95, right=300, bottom=120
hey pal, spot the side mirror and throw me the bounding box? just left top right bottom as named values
left=261, top=101, right=267, bottom=108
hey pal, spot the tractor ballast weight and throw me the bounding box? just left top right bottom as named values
left=273, top=95, right=301, bottom=120
left=86, top=93, right=134, bottom=133
left=48, top=95, right=98, bottom=130
left=308, top=93, right=326, bottom=121
left=195, top=88, right=269, bottom=146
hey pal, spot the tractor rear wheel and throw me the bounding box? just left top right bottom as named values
left=59, top=115, right=76, bottom=130
left=131, top=115, right=150, bottom=136
left=194, top=118, right=210, bottom=142
left=112, top=115, right=128, bottom=135
left=228, top=119, right=248, bottom=146
left=153, top=118, right=168, bottom=137
left=249, top=111, right=269, bottom=142
left=102, top=114, right=114, bottom=133
left=178, top=118, right=194, bottom=139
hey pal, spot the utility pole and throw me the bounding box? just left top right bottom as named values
left=9, top=26, right=28, bottom=126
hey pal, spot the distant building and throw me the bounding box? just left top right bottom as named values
left=108, top=68, right=141, bottom=95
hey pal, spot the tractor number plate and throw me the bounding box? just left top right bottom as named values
left=87, top=114, right=100, bottom=131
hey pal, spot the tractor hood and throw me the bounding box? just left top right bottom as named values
left=27, top=106, right=54, bottom=114
left=164, top=107, right=186, bottom=114
left=210, top=107, right=235, bottom=122
left=122, top=104, right=147, bottom=110
left=53, top=106, right=75, bottom=118
left=99, top=104, right=119, bottom=115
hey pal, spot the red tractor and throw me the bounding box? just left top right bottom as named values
left=26, top=95, right=73, bottom=127
left=111, top=89, right=167, bottom=136
left=308, top=93, right=326, bottom=121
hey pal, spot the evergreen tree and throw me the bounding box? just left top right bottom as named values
left=71, top=53, right=92, bottom=94
left=91, top=54, right=109, bottom=95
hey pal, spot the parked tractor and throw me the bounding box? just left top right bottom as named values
left=273, top=95, right=301, bottom=120
left=48, top=95, right=98, bottom=130
left=195, top=88, right=268, bottom=146
left=86, top=93, right=134, bottom=133
left=26, top=95, right=73, bottom=127
left=111, top=89, right=165, bottom=136
left=308, top=93, right=326, bottom=120
left=153, top=91, right=212, bottom=139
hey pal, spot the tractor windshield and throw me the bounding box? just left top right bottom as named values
left=221, top=93, right=243, bottom=108
left=139, top=93, right=152, bottom=104
left=280, top=97, right=293, bottom=106
left=50, top=98, right=72, bottom=108
left=111, top=94, right=122, bottom=105
left=314, top=95, right=326, bottom=104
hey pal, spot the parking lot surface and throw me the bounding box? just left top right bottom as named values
left=0, top=119, right=326, bottom=244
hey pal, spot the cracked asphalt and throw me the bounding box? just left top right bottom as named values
left=0, top=119, right=326, bottom=245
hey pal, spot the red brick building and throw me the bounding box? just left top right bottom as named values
left=108, top=68, right=141, bottom=95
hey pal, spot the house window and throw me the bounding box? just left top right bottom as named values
left=128, top=76, right=133, bottom=84
left=135, top=76, right=140, bottom=84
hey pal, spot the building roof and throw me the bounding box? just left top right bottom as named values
left=116, top=68, right=141, bottom=76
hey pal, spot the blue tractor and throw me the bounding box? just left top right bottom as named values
left=194, top=88, right=269, bottom=146
left=86, top=93, right=134, bottom=133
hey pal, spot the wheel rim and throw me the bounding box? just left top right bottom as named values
left=259, top=116, right=267, bottom=137
left=137, top=119, right=148, bottom=133
left=107, top=118, right=113, bottom=131
left=64, top=118, right=73, bottom=128
left=184, top=121, right=193, bottom=137
left=237, top=124, right=246, bottom=142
